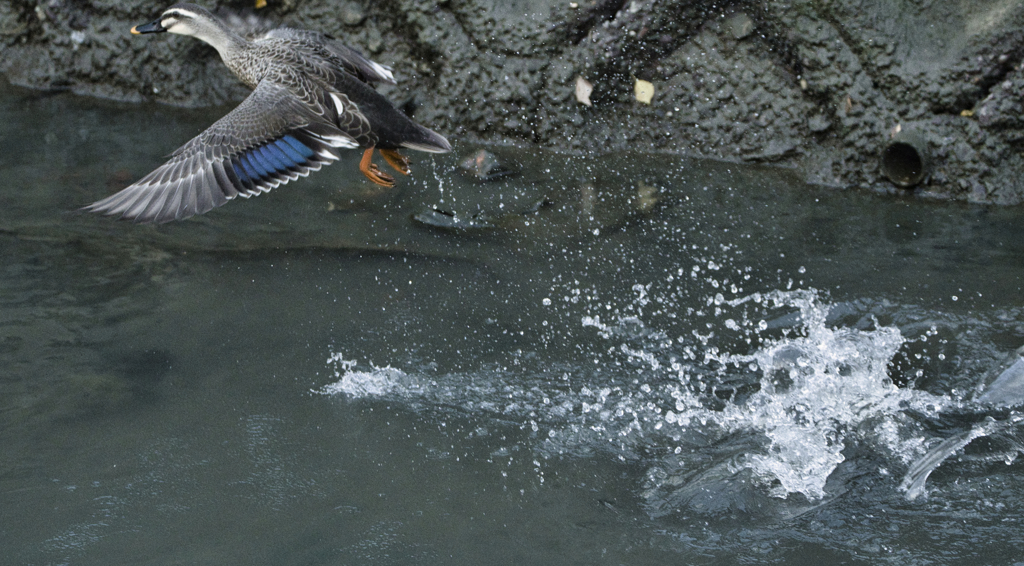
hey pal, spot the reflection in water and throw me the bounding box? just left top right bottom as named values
left=2, top=81, right=1024, bottom=563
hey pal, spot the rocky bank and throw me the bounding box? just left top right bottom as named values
left=3, top=0, right=1024, bottom=204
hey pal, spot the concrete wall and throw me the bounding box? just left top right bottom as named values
left=4, top=0, right=1024, bottom=203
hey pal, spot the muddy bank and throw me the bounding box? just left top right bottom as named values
left=3, top=0, right=1024, bottom=204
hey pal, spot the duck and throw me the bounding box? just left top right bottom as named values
left=86, top=3, right=451, bottom=223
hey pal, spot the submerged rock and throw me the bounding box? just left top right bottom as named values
left=458, top=149, right=516, bottom=181
left=412, top=208, right=496, bottom=231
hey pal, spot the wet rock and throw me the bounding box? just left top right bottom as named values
left=807, top=114, right=831, bottom=133
left=341, top=2, right=366, bottom=27
left=725, top=12, right=754, bottom=40
left=742, top=138, right=799, bottom=163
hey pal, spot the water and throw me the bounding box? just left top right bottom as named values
left=2, top=80, right=1024, bottom=564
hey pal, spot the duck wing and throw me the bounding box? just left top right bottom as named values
left=85, top=80, right=357, bottom=223
left=263, top=27, right=396, bottom=85
left=216, top=10, right=391, bottom=87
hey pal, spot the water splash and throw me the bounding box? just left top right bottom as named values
left=901, top=345, right=1024, bottom=499
left=318, top=353, right=417, bottom=398
left=321, top=284, right=955, bottom=512
left=710, top=290, right=914, bottom=499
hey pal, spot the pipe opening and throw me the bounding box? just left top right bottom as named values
left=880, top=139, right=927, bottom=188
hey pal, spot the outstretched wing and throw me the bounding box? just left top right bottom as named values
left=263, top=27, right=396, bottom=85
left=217, top=11, right=395, bottom=85
left=86, top=81, right=357, bottom=223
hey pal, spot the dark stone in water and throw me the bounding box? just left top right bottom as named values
left=459, top=150, right=516, bottom=182
left=412, top=208, right=495, bottom=231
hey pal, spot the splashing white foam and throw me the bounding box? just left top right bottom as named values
left=711, top=290, right=913, bottom=498
left=316, top=353, right=417, bottom=398
left=319, top=288, right=946, bottom=503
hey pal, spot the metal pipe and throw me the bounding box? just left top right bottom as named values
left=880, top=129, right=930, bottom=188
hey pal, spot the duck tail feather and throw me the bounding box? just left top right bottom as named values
left=400, top=128, right=451, bottom=154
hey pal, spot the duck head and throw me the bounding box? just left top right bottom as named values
left=131, top=3, right=223, bottom=38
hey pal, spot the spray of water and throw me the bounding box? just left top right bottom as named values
left=710, top=290, right=915, bottom=498
left=321, top=278, right=969, bottom=513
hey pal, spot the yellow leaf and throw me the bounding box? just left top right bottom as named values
left=255, top=0, right=267, bottom=8
left=575, top=76, right=593, bottom=107
left=634, top=79, right=654, bottom=104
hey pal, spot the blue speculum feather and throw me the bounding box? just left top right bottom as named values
left=238, top=154, right=260, bottom=180
left=280, top=135, right=315, bottom=159
left=246, top=150, right=271, bottom=177
left=251, top=152, right=272, bottom=178
left=232, top=161, right=249, bottom=182
left=265, top=145, right=294, bottom=171
left=230, top=135, right=313, bottom=188
left=260, top=145, right=290, bottom=171
left=276, top=140, right=305, bottom=164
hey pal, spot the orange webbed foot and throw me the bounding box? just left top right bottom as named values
left=360, top=148, right=396, bottom=188
left=379, top=149, right=411, bottom=176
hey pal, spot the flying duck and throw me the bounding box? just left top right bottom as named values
left=86, top=3, right=451, bottom=223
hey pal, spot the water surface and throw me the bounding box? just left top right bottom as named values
left=2, top=82, right=1024, bottom=564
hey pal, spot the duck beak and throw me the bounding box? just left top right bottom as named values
left=131, top=19, right=166, bottom=35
